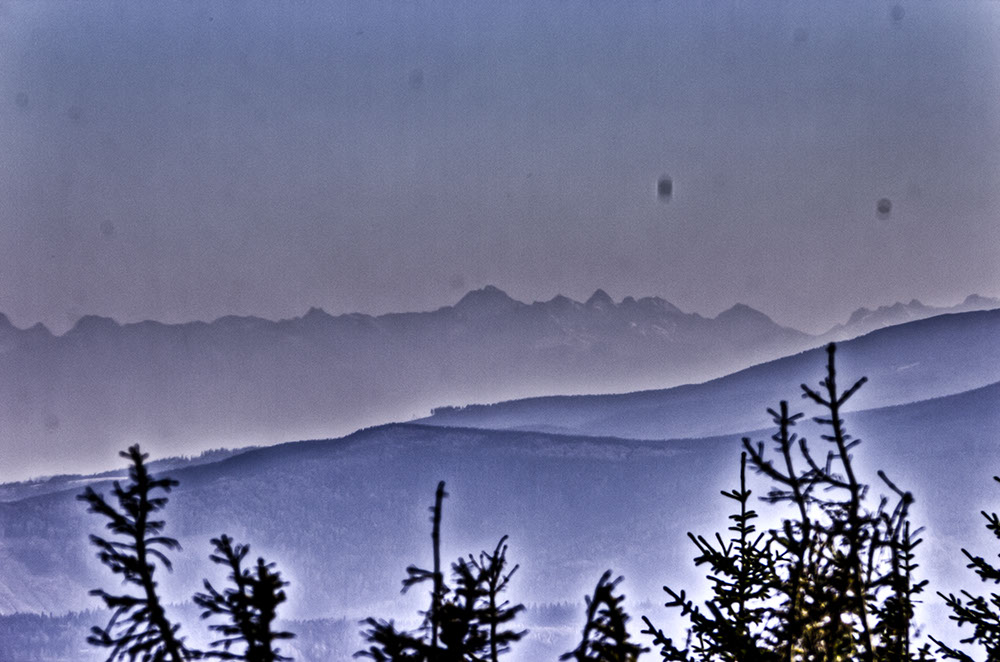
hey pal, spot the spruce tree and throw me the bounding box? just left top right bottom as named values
left=641, top=452, right=778, bottom=662
left=931, top=475, right=1000, bottom=660
left=642, top=343, right=932, bottom=661
left=77, top=445, right=196, bottom=662
left=467, top=536, right=526, bottom=662
left=564, top=570, right=647, bottom=662
left=194, top=534, right=295, bottom=661
left=81, top=446, right=295, bottom=662
left=357, top=481, right=525, bottom=661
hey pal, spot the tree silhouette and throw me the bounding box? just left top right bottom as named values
left=641, top=452, right=778, bottom=662
left=357, top=481, right=525, bottom=661
left=931, top=475, right=1000, bottom=660
left=80, top=445, right=295, bottom=662
left=193, top=534, right=295, bottom=662
left=642, top=343, right=932, bottom=661
left=77, top=444, right=196, bottom=662
left=468, top=536, right=526, bottom=662
left=563, top=570, right=647, bottom=662
left=78, top=342, right=1000, bottom=662
left=406, top=481, right=449, bottom=654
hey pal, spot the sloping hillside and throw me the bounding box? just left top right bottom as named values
left=0, top=287, right=811, bottom=480
left=421, top=309, right=1000, bottom=440
left=0, top=375, right=997, bottom=626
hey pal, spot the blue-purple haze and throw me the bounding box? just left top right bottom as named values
left=1, top=1, right=998, bottom=334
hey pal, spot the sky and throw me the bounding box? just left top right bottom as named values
left=1, top=1, right=998, bottom=335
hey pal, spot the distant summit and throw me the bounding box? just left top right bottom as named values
left=0, top=287, right=994, bottom=479
left=826, top=294, right=1000, bottom=341
left=67, top=315, right=121, bottom=337
left=0, top=285, right=808, bottom=479
left=716, top=303, right=774, bottom=323
left=453, top=285, right=523, bottom=316
left=585, top=289, right=615, bottom=310
left=963, top=294, right=998, bottom=307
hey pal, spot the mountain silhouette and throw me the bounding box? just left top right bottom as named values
left=0, top=287, right=809, bottom=479
left=822, top=293, right=999, bottom=341
left=0, top=376, right=996, bottom=637
left=0, top=289, right=993, bottom=480
left=421, top=308, right=1000, bottom=440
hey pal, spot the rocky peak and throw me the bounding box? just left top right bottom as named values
left=585, top=289, right=615, bottom=310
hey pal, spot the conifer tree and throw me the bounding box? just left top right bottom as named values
left=468, top=536, right=526, bottom=662
left=641, top=452, right=778, bottom=662
left=77, top=445, right=197, bottom=662
left=404, top=481, right=450, bottom=655
left=642, top=343, right=932, bottom=662
left=563, top=570, right=647, bottom=662
left=194, top=534, right=295, bottom=662
left=81, top=446, right=295, bottom=662
left=357, top=481, right=526, bottom=661
left=931, top=475, right=1000, bottom=660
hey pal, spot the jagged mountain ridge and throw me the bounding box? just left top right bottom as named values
left=0, top=286, right=813, bottom=480
left=822, top=293, right=1000, bottom=341
left=7, top=305, right=999, bottom=502
left=0, top=288, right=994, bottom=481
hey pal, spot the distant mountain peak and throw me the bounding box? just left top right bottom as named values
left=634, top=296, right=683, bottom=315
left=0, top=315, right=51, bottom=343
left=68, top=315, right=121, bottom=336
left=27, top=322, right=52, bottom=336
left=826, top=294, right=1000, bottom=341
left=847, top=307, right=873, bottom=324
left=964, top=294, right=1000, bottom=307
left=585, top=289, right=615, bottom=309
left=538, top=294, right=581, bottom=311
left=716, top=303, right=772, bottom=323
left=846, top=300, right=924, bottom=326
left=454, top=285, right=521, bottom=314
left=302, top=306, right=332, bottom=322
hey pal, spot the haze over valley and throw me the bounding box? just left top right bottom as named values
left=3, top=0, right=999, bottom=659
left=0, top=288, right=995, bottom=481
left=1, top=306, right=999, bottom=659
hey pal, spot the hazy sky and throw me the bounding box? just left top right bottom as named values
left=1, top=1, right=998, bottom=334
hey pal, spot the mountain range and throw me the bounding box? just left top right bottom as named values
left=0, top=287, right=994, bottom=480
left=0, top=304, right=998, bottom=659
left=823, top=293, right=1000, bottom=340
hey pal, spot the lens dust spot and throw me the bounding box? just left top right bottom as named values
left=100, top=221, right=116, bottom=238
left=15, top=92, right=28, bottom=108
left=656, top=176, right=673, bottom=201
left=792, top=28, right=809, bottom=44
left=44, top=413, right=60, bottom=431
left=448, top=274, right=466, bottom=291
left=408, top=68, right=424, bottom=91
left=876, top=198, right=892, bottom=219
left=890, top=4, right=905, bottom=22
left=67, top=105, right=82, bottom=122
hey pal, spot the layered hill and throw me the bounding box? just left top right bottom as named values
left=0, top=371, right=997, bottom=629
left=0, top=286, right=814, bottom=480
left=1, top=292, right=997, bottom=659
left=822, top=294, right=1000, bottom=341
left=421, top=308, right=1000, bottom=439
left=2, top=287, right=994, bottom=481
